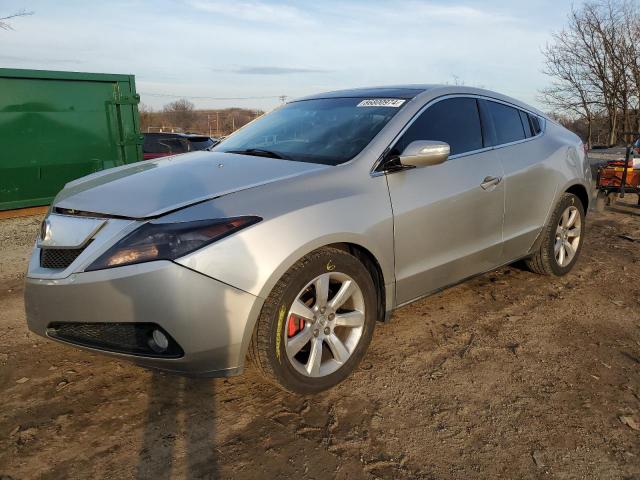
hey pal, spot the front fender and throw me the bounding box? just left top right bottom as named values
left=176, top=207, right=394, bottom=301
left=174, top=175, right=395, bottom=367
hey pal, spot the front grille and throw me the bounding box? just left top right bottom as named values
left=46, top=322, right=184, bottom=358
left=40, top=247, right=85, bottom=269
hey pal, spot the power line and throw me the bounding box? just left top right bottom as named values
left=140, top=92, right=287, bottom=101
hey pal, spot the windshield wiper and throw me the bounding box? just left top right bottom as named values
left=226, top=148, right=289, bottom=160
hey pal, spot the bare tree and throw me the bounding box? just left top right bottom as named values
left=619, top=0, right=640, bottom=135
left=541, top=27, right=598, bottom=147
left=138, top=103, right=155, bottom=132
left=581, top=1, right=628, bottom=144
left=541, top=0, right=640, bottom=145
left=0, top=9, right=34, bottom=30
left=162, top=98, right=197, bottom=131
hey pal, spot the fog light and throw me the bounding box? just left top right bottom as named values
left=149, top=329, right=169, bottom=352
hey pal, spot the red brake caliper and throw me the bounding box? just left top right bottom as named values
left=287, top=315, right=305, bottom=337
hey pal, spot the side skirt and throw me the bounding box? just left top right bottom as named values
left=388, top=253, right=533, bottom=314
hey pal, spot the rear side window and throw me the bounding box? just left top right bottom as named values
left=144, top=137, right=171, bottom=154
left=393, top=97, right=483, bottom=156
left=163, top=139, right=189, bottom=154
left=144, top=136, right=189, bottom=154
left=147, top=138, right=188, bottom=155
left=487, top=101, right=525, bottom=145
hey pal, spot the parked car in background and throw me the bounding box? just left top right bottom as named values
left=143, top=133, right=218, bottom=160
left=25, top=85, right=591, bottom=394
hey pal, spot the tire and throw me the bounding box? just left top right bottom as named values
left=249, top=247, right=377, bottom=394
left=525, top=193, right=585, bottom=276
left=595, top=190, right=607, bottom=212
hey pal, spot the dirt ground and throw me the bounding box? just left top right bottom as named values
left=1, top=199, right=640, bottom=480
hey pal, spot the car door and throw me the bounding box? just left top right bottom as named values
left=480, top=100, right=556, bottom=262
left=385, top=97, right=505, bottom=306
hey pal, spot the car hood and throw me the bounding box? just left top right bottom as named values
left=54, top=151, right=329, bottom=218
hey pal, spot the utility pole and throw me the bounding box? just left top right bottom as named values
left=207, top=114, right=212, bottom=137
left=216, top=111, right=220, bottom=137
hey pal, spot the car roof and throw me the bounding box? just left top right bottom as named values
left=291, top=84, right=546, bottom=118
left=293, top=85, right=436, bottom=101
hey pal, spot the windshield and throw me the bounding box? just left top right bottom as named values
left=213, top=97, right=406, bottom=165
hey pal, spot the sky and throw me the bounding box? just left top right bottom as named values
left=1, top=0, right=577, bottom=112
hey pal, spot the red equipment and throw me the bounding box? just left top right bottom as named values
left=595, top=133, right=640, bottom=211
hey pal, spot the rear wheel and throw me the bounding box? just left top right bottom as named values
left=249, top=247, right=377, bottom=394
left=525, top=193, right=585, bottom=276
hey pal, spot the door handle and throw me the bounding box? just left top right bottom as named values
left=480, top=176, right=502, bottom=190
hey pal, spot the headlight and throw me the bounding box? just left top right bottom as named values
left=86, top=216, right=261, bottom=271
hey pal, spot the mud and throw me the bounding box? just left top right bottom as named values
left=1, top=199, right=639, bottom=479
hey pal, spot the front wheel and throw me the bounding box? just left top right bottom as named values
left=249, top=247, right=377, bottom=394
left=525, top=193, right=585, bottom=276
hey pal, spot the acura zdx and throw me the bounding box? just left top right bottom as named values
left=25, top=85, right=592, bottom=393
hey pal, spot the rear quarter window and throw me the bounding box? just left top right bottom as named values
left=519, top=110, right=533, bottom=138
left=529, top=114, right=543, bottom=135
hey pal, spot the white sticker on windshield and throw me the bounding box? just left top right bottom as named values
left=357, top=98, right=406, bottom=108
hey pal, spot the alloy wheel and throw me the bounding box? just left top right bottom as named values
left=554, top=205, right=581, bottom=267
left=285, top=272, right=365, bottom=377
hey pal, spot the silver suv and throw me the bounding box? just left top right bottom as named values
left=25, top=85, right=591, bottom=393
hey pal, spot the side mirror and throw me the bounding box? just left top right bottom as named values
left=399, top=140, right=450, bottom=167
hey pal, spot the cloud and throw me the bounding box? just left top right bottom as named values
left=0, top=0, right=573, bottom=112
left=226, top=66, right=331, bottom=75
left=404, top=2, right=517, bottom=23
left=332, top=1, right=517, bottom=31
left=185, top=0, right=312, bottom=25
left=0, top=54, right=83, bottom=65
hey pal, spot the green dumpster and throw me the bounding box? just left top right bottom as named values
left=0, top=68, right=143, bottom=211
